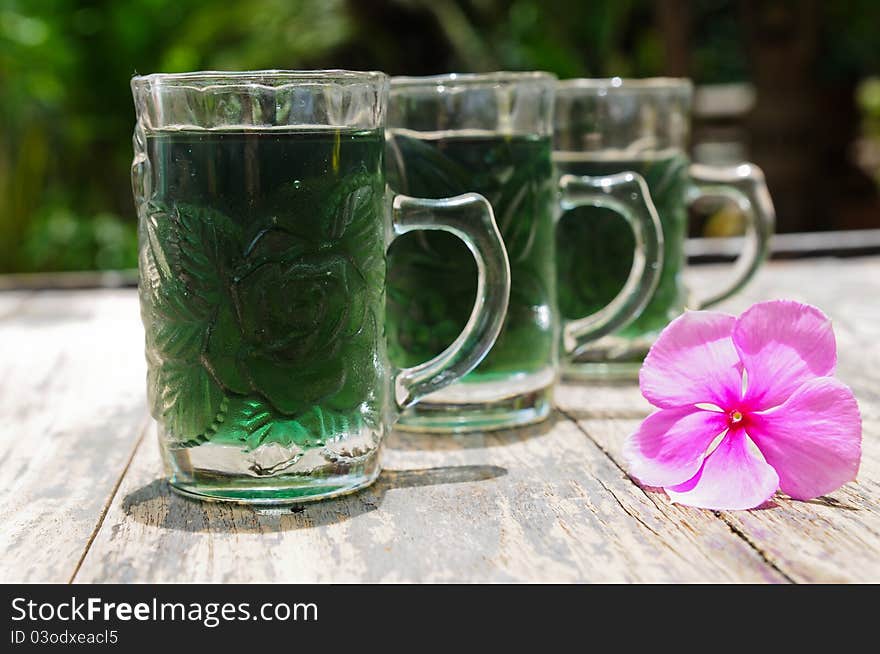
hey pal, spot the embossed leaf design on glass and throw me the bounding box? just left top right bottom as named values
left=140, top=168, right=383, bottom=451
left=132, top=71, right=510, bottom=502
left=386, top=132, right=556, bottom=379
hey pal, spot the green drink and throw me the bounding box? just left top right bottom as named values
left=386, top=131, right=557, bottom=382
left=553, top=78, right=773, bottom=379
left=133, top=70, right=511, bottom=502
left=554, top=152, right=690, bottom=350
left=140, top=128, right=387, bottom=487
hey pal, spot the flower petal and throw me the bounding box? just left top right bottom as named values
left=624, top=407, right=729, bottom=487
left=733, top=300, right=836, bottom=409
left=665, top=429, right=780, bottom=510
left=639, top=311, right=742, bottom=409
left=748, top=377, right=862, bottom=500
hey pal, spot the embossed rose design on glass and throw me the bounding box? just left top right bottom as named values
left=131, top=71, right=510, bottom=503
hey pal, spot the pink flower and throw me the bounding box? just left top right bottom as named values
left=624, top=300, right=862, bottom=510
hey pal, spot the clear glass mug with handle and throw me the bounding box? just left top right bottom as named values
left=554, top=77, right=775, bottom=379
left=386, top=72, right=663, bottom=432
left=131, top=70, right=510, bottom=503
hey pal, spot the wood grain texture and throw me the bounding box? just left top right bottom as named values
left=554, top=257, right=880, bottom=583
left=0, top=290, right=147, bottom=582
left=74, top=418, right=783, bottom=582
left=557, top=408, right=880, bottom=583
left=2, top=258, right=878, bottom=583
left=684, top=258, right=880, bottom=582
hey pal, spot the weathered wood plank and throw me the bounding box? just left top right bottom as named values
left=555, top=397, right=880, bottom=584
left=554, top=256, right=880, bottom=583
left=0, top=270, right=137, bottom=292
left=3, top=257, right=878, bottom=583
left=74, top=415, right=784, bottom=583
left=695, top=258, right=880, bottom=582
left=0, top=290, right=148, bottom=582
left=718, top=424, right=880, bottom=583
left=686, top=229, right=880, bottom=260
left=0, top=290, right=34, bottom=321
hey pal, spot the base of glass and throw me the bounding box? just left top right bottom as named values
left=562, top=360, right=643, bottom=381
left=397, top=383, right=553, bottom=433
left=562, top=333, right=656, bottom=381
left=166, top=447, right=382, bottom=505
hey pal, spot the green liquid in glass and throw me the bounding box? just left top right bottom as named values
left=554, top=152, right=690, bottom=343
left=386, top=131, right=557, bottom=383
left=139, top=128, right=386, bottom=456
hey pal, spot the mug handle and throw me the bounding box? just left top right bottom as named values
left=388, top=192, right=511, bottom=409
left=687, top=162, right=775, bottom=309
left=558, top=172, right=665, bottom=356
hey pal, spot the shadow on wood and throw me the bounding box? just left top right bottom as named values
left=558, top=407, right=652, bottom=421
left=120, top=464, right=507, bottom=533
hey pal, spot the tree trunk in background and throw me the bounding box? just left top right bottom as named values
left=656, top=0, right=691, bottom=77
left=739, top=0, right=820, bottom=233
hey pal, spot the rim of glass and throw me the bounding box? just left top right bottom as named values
left=131, top=69, right=388, bottom=89
left=391, top=71, right=557, bottom=89
left=556, top=77, right=692, bottom=92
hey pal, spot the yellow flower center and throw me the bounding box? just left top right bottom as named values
left=730, top=410, right=743, bottom=424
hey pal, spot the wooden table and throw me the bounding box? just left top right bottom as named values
left=2, top=258, right=878, bottom=583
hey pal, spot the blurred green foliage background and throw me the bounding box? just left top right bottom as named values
left=1, top=0, right=879, bottom=273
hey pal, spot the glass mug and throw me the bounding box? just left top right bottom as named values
left=386, top=72, right=663, bottom=432
left=131, top=70, right=510, bottom=503
left=554, top=77, right=775, bottom=379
